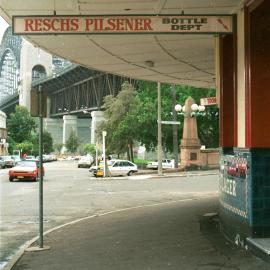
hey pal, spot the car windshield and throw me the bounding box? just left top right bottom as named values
left=3, top=156, right=12, bottom=160
left=16, top=161, right=36, bottom=167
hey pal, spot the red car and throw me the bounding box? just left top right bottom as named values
left=9, top=161, right=44, bottom=182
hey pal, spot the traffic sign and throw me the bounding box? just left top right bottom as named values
left=160, top=121, right=180, bottom=125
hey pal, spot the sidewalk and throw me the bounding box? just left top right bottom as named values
left=104, top=169, right=219, bottom=180
left=8, top=196, right=269, bottom=270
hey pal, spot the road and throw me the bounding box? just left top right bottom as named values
left=0, top=161, right=219, bottom=268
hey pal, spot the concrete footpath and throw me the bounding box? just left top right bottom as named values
left=9, top=196, right=269, bottom=270
left=109, top=169, right=219, bottom=180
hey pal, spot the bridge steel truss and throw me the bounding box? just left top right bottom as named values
left=32, top=64, right=136, bottom=117
left=0, top=27, right=22, bottom=103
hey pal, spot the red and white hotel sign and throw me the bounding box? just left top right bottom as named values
left=13, top=15, right=233, bottom=35
left=200, top=97, right=217, bottom=106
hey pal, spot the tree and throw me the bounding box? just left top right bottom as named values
left=65, top=129, right=79, bottom=153
left=31, top=130, right=54, bottom=155
left=97, top=81, right=140, bottom=160
left=136, top=82, right=219, bottom=151
left=54, top=143, right=64, bottom=153
left=43, top=130, right=54, bottom=154
left=15, top=141, right=34, bottom=155
left=98, top=81, right=219, bottom=158
left=7, top=106, right=36, bottom=143
left=83, top=144, right=96, bottom=155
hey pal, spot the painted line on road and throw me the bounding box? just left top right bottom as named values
left=2, top=193, right=217, bottom=270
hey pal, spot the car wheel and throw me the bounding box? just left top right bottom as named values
left=127, top=171, right=134, bottom=176
left=9, top=177, right=14, bottom=182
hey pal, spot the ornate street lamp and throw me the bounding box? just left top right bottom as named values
left=175, top=102, right=205, bottom=117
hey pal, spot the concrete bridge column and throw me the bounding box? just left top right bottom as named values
left=90, top=111, right=104, bottom=144
left=44, top=118, right=63, bottom=146
left=63, top=115, right=78, bottom=152
left=77, top=118, right=91, bottom=152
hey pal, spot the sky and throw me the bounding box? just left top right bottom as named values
left=0, top=16, right=9, bottom=43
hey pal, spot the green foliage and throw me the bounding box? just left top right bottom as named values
left=43, top=130, right=54, bottom=154
left=97, top=81, right=219, bottom=156
left=97, top=81, right=140, bottom=156
left=7, top=137, right=16, bottom=154
left=7, top=106, right=36, bottom=143
left=31, top=130, right=54, bottom=155
left=65, top=129, right=79, bottom=153
left=133, top=159, right=149, bottom=166
left=136, top=82, right=219, bottom=151
left=83, top=143, right=96, bottom=155
left=15, top=140, right=34, bottom=155
left=54, top=143, right=64, bottom=153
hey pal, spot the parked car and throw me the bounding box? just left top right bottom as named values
left=109, top=160, right=138, bottom=176
left=78, top=155, right=94, bottom=168
left=2, top=155, right=16, bottom=168
left=8, top=160, right=44, bottom=182
left=92, top=159, right=137, bottom=177
left=11, top=155, right=21, bottom=164
left=24, top=155, right=37, bottom=161
left=146, top=159, right=174, bottom=169
left=89, top=159, right=115, bottom=174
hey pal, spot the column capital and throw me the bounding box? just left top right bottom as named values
left=91, top=111, right=104, bottom=118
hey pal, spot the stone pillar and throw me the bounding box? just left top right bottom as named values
left=46, top=96, right=51, bottom=118
left=63, top=115, right=78, bottom=152
left=90, top=111, right=104, bottom=144
left=19, top=39, right=52, bottom=110
left=44, top=118, right=63, bottom=145
left=77, top=118, right=91, bottom=151
left=180, top=97, right=201, bottom=169
left=0, top=111, right=7, bottom=155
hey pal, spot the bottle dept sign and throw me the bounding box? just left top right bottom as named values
left=13, top=15, right=233, bottom=35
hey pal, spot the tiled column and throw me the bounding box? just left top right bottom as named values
left=219, top=0, right=270, bottom=240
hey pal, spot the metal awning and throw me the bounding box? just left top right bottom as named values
left=0, top=0, right=243, bottom=88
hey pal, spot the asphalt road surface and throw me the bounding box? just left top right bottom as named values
left=1, top=161, right=218, bottom=268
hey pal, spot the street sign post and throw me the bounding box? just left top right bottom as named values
left=160, top=120, right=180, bottom=125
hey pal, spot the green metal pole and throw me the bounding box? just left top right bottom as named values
left=157, top=82, right=163, bottom=176
left=172, top=85, right=179, bottom=168
left=38, top=85, right=44, bottom=248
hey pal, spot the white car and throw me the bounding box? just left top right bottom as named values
left=78, top=155, right=94, bottom=168
left=24, top=155, right=37, bottom=161
left=146, top=159, right=174, bottom=169
left=109, top=160, right=138, bottom=176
